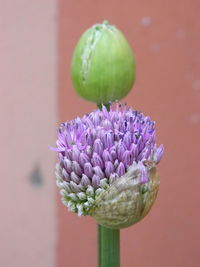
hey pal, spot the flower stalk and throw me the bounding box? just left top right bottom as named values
left=98, top=225, right=120, bottom=267
left=97, top=103, right=120, bottom=267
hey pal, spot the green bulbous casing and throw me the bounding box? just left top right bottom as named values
left=71, top=21, right=136, bottom=104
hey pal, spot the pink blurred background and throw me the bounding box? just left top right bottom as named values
left=1, top=0, right=200, bottom=266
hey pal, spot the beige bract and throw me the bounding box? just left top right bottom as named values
left=89, top=161, right=159, bottom=229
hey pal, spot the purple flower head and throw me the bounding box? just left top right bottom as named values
left=53, top=104, right=164, bottom=215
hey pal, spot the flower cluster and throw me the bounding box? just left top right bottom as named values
left=54, top=104, right=163, bottom=216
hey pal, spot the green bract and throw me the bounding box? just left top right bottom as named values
left=71, top=21, right=136, bottom=104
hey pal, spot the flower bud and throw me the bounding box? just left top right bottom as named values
left=71, top=21, right=136, bottom=104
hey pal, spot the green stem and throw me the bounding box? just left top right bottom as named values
left=97, top=103, right=111, bottom=111
left=97, top=103, right=120, bottom=267
left=98, top=224, right=120, bottom=267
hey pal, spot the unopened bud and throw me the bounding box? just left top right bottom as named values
left=71, top=21, right=136, bottom=104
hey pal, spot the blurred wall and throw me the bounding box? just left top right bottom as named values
left=0, top=1, right=57, bottom=267
left=58, top=0, right=200, bottom=267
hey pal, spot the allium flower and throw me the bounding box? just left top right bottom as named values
left=53, top=104, right=164, bottom=229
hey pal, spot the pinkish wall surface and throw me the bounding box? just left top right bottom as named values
left=0, top=1, right=57, bottom=267
left=58, top=1, right=200, bottom=267
left=1, top=1, right=200, bottom=267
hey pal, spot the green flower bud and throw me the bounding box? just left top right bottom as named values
left=71, top=21, right=136, bottom=104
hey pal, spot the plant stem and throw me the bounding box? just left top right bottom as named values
left=97, top=103, right=120, bottom=266
left=97, top=103, right=111, bottom=111
left=98, top=224, right=120, bottom=267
